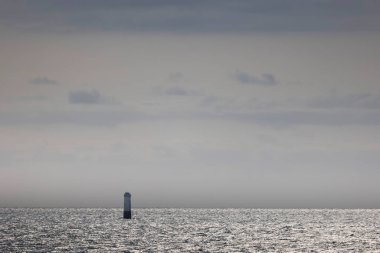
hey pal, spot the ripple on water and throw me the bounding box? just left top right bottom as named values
left=0, top=208, right=380, bottom=252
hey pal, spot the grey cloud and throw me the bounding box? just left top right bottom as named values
left=1, top=108, right=380, bottom=127
left=156, top=86, right=198, bottom=97
left=200, top=96, right=221, bottom=107
left=30, top=77, right=58, bottom=85
left=306, top=93, right=380, bottom=109
left=161, top=73, right=196, bottom=96
left=179, top=110, right=380, bottom=127
left=228, top=110, right=380, bottom=127
left=16, top=95, right=48, bottom=101
left=364, top=96, right=380, bottom=109
left=1, top=0, right=380, bottom=33
left=68, top=89, right=105, bottom=104
left=235, top=72, right=277, bottom=86
left=168, top=72, right=184, bottom=83
left=164, top=86, right=195, bottom=96
left=0, top=110, right=147, bottom=127
left=206, top=92, right=380, bottom=112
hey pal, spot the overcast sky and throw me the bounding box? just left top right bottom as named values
left=1, top=0, right=380, bottom=208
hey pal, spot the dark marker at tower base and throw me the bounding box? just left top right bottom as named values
left=123, top=210, right=131, bottom=219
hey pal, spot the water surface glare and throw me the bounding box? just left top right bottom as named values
left=1, top=208, right=379, bottom=252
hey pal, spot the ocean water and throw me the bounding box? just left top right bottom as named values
left=1, top=208, right=379, bottom=252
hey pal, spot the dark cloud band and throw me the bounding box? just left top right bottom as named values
left=2, top=0, right=380, bottom=33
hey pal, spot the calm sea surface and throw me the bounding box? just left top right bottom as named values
left=1, top=208, right=379, bottom=252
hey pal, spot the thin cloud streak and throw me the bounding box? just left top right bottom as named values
left=0, top=110, right=147, bottom=127
left=235, top=72, right=277, bottom=86
left=306, top=93, right=380, bottom=110
left=69, top=89, right=105, bottom=104
left=68, top=89, right=120, bottom=105
left=1, top=109, right=380, bottom=127
left=155, top=86, right=199, bottom=97
left=30, top=77, right=58, bottom=86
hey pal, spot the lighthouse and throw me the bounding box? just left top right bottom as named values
left=123, top=192, right=132, bottom=219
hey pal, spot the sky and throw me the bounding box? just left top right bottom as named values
left=1, top=0, right=380, bottom=208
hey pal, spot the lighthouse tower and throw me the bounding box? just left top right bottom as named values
left=123, top=192, right=132, bottom=219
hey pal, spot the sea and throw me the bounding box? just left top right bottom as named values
left=1, top=208, right=379, bottom=252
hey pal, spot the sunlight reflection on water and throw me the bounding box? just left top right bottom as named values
left=1, top=208, right=379, bottom=252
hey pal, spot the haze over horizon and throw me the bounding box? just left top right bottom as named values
left=1, top=0, right=380, bottom=208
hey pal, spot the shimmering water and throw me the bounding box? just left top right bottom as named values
left=1, top=208, right=379, bottom=252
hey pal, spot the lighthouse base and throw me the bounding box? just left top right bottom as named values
left=123, top=210, right=131, bottom=219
